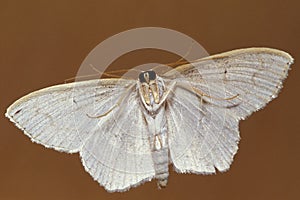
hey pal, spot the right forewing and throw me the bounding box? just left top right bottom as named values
left=164, top=48, right=293, bottom=120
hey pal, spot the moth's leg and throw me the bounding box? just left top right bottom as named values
left=165, top=82, right=207, bottom=116
left=87, top=84, right=136, bottom=118
left=157, top=81, right=177, bottom=107
left=192, top=86, right=239, bottom=101
left=176, top=82, right=239, bottom=101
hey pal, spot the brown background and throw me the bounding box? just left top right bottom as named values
left=0, top=0, right=299, bottom=200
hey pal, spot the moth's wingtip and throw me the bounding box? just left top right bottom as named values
left=265, top=47, right=294, bottom=64
left=4, top=110, right=9, bottom=118
left=250, top=47, right=294, bottom=61
left=5, top=105, right=19, bottom=127
left=5, top=100, right=18, bottom=118
left=4, top=108, right=14, bottom=123
left=282, top=51, right=294, bottom=65
left=288, top=54, right=294, bottom=65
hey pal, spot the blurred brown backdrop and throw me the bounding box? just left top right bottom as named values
left=0, top=0, right=299, bottom=200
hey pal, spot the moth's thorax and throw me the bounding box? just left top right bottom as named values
left=138, top=71, right=165, bottom=113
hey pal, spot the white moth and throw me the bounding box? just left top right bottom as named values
left=6, top=48, right=293, bottom=192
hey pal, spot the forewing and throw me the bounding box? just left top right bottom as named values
left=6, top=79, right=135, bottom=153
left=80, top=86, right=155, bottom=192
left=164, top=48, right=293, bottom=119
left=165, top=48, right=293, bottom=173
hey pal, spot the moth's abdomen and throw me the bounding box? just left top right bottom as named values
left=150, top=126, right=169, bottom=188
left=152, top=147, right=169, bottom=188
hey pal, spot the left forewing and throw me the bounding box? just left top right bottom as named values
left=5, top=78, right=135, bottom=153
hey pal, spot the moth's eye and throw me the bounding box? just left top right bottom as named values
left=148, top=70, right=156, bottom=80
left=139, top=72, right=146, bottom=83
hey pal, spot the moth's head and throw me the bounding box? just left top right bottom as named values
left=138, top=70, right=161, bottom=106
left=139, top=70, right=157, bottom=84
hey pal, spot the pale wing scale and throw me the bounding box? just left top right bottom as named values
left=166, top=48, right=293, bottom=173
left=80, top=88, right=155, bottom=192
left=167, top=84, right=240, bottom=173
left=5, top=79, right=134, bottom=153
left=166, top=84, right=206, bottom=160
left=166, top=48, right=293, bottom=120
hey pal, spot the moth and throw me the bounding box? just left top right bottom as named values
left=6, top=48, right=293, bottom=192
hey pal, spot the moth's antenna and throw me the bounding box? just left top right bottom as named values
left=105, top=68, right=142, bottom=74
left=64, top=74, right=99, bottom=83
left=151, top=42, right=195, bottom=73
left=89, top=64, right=122, bottom=78
left=91, top=64, right=141, bottom=79
left=64, top=64, right=103, bottom=83
left=64, top=64, right=139, bottom=83
left=166, top=41, right=196, bottom=68
left=173, top=41, right=195, bottom=65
